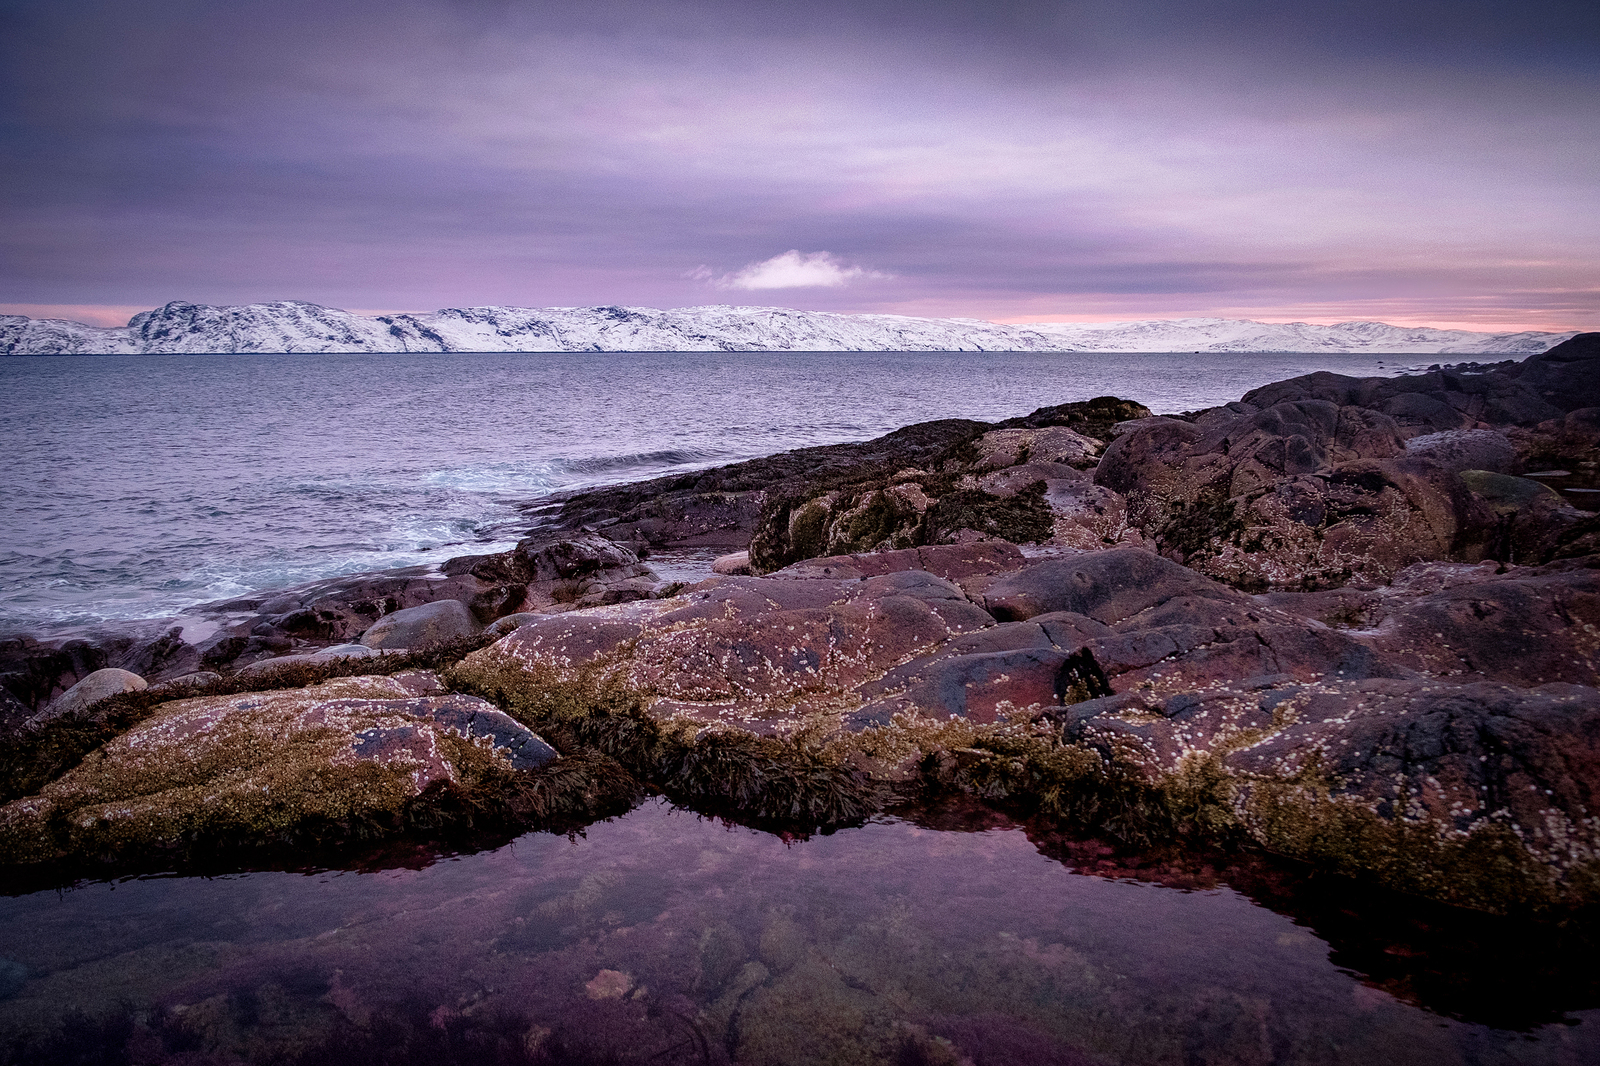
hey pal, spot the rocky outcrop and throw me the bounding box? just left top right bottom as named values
left=359, top=599, right=480, bottom=650
left=0, top=533, right=681, bottom=718
left=0, top=671, right=585, bottom=872
left=458, top=542, right=1600, bottom=912
left=520, top=342, right=1596, bottom=593
left=1075, top=335, right=1600, bottom=590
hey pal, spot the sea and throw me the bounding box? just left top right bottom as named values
left=0, top=350, right=1421, bottom=635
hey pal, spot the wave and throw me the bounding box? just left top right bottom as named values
left=556, top=447, right=735, bottom=476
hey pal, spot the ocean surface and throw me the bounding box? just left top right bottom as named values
left=0, top=350, right=1420, bottom=634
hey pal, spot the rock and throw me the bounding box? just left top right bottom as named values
left=0, top=688, right=31, bottom=733
left=1087, top=390, right=1595, bottom=588
left=970, top=426, right=1102, bottom=472
left=1360, top=563, right=1600, bottom=685
left=475, top=562, right=998, bottom=734
left=1404, top=429, right=1516, bottom=475
left=146, top=671, right=222, bottom=695
left=315, top=643, right=375, bottom=659
left=1221, top=679, right=1600, bottom=911
left=32, top=668, right=147, bottom=723
left=574, top=576, right=663, bottom=609
left=549, top=418, right=992, bottom=554
left=771, top=542, right=1025, bottom=582
left=1457, top=469, right=1565, bottom=514
left=485, top=612, right=543, bottom=638
left=972, top=546, right=1246, bottom=624
left=511, top=532, right=645, bottom=581
left=712, top=551, right=753, bottom=576
left=359, top=599, right=480, bottom=650
left=0, top=675, right=561, bottom=869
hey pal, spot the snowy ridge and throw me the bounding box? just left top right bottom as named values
left=0, top=300, right=1577, bottom=355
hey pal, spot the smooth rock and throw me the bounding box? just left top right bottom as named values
left=360, top=599, right=479, bottom=650
left=711, top=551, right=753, bottom=576
left=34, top=668, right=147, bottom=723
left=1405, top=429, right=1516, bottom=475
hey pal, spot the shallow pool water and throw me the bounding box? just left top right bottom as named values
left=1, top=799, right=1595, bottom=1065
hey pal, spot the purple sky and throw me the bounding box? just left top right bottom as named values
left=3, top=0, right=1597, bottom=330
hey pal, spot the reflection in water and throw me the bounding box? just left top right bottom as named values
left=0, top=798, right=1596, bottom=1065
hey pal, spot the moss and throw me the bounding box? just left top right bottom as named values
left=787, top=501, right=832, bottom=563
left=0, top=659, right=645, bottom=884
left=996, top=396, right=1154, bottom=441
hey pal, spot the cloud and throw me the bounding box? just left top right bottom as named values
left=699, top=250, right=892, bottom=290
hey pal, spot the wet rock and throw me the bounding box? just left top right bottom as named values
left=1220, top=679, right=1600, bottom=909
left=0, top=676, right=559, bottom=869
left=711, top=550, right=752, bottom=576
left=484, top=611, right=542, bottom=638
left=360, top=599, right=480, bottom=650
left=1458, top=469, right=1565, bottom=513
left=33, top=668, right=147, bottom=723
left=546, top=418, right=992, bottom=554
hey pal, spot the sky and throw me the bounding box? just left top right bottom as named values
left=2, top=0, right=1597, bottom=331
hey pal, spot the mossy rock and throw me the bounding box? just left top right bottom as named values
left=0, top=673, right=629, bottom=876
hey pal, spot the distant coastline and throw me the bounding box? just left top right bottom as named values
left=0, top=299, right=1577, bottom=356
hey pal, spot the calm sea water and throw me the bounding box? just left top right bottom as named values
left=0, top=351, right=1417, bottom=633
left=1, top=799, right=1593, bottom=1065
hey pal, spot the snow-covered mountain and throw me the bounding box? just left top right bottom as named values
left=0, top=300, right=1577, bottom=355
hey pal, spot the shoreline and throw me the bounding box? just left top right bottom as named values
left=2, top=335, right=1598, bottom=918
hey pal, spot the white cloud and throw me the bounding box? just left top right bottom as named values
left=698, top=250, right=891, bottom=290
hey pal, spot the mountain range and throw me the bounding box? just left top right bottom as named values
left=0, top=300, right=1576, bottom=355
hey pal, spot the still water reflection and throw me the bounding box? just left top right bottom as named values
left=0, top=799, right=1594, bottom=1065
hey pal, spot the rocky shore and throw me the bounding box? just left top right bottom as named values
left=3, top=334, right=1599, bottom=914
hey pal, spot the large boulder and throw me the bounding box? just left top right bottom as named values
left=0, top=673, right=561, bottom=869
left=359, top=598, right=480, bottom=650
left=31, top=668, right=146, bottom=724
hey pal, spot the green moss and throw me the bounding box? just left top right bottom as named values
left=788, top=501, right=832, bottom=563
